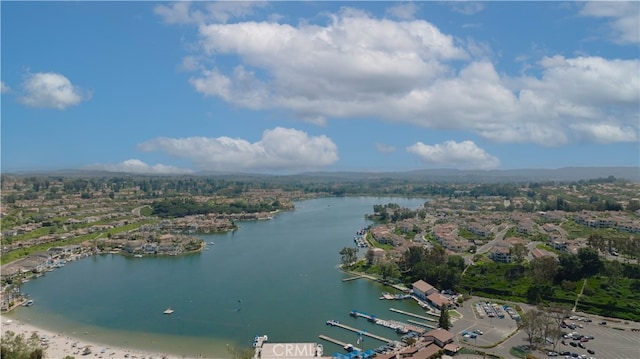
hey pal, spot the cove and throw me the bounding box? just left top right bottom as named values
left=9, top=197, right=428, bottom=358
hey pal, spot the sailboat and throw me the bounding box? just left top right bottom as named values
left=163, top=307, right=174, bottom=314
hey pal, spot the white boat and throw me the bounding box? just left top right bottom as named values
left=23, top=300, right=34, bottom=307
left=163, top=308, right=174, bottom=314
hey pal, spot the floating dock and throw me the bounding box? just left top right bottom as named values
left=389, top=308, right=438, bottom=322
left=329, top=322, right=393, bottom=343
left=349, top=310, right=425, bottom=334
left=318, top=335, right=361, bottom=351
left=407, top=319, right=436, bottom=330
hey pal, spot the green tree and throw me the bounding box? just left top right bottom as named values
left=529, top=256, right=558, bottom=285
left=438, top=304, right=451, bottom=330
left=0, top=331, right=43, bottom=359
left=379, top=261, right=400, bottom=281
left=339, top=247, right=358, bottom=266
left=510, top=242, right=527, bottom=263
left=577, top=247, right=603, bottom=277
left=365, top=248, right=375, bottom=265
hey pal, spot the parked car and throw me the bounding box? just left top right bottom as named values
left=587, top=349, right=595, bottom=355
left=578, top=343, right=586, bottom=349
left=569, top=342, right=577, bottom=347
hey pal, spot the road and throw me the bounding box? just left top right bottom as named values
left=131, top=205, right=151, bottom=218
left=476, top=225, right=512, bottom=255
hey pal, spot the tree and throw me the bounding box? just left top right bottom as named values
left=510, top=242, right=527, bottom=263
left=339, top=247, right=358, bottom=267
left=519, top=309, right=548, bottom=349
left=0, top=331, right=43, bottom=359
left=365, top=248, right=375, bottom=265
left=438, top=304, right=451, bottom=330
left=577, top=247, right=603, bottom=277
left=529, top=256, right=558, bottom=285
left=379, top=262, right=400, bottom=281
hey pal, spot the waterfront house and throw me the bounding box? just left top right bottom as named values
left=424, top=328, right=454, bottom=348
left=426, top=292, right=450, bottom=309
left=412, top=280, right=437, bottom=301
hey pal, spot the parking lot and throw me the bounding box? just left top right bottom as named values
left=451, top=298, right=639, bottom=359
left=450, top=297, right=522, bottom=348
left=551, top=319, right=640, bottom=359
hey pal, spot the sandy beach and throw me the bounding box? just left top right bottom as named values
left=0, top=317, right=201, bottom=359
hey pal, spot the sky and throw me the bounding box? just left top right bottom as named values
left=1, top=1, right=639, bottom=175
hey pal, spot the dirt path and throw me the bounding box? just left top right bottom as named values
left=572, top=278, right=588, bottom=312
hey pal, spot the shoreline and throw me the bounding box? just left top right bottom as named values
left=0, top=317, right=206, bottom=359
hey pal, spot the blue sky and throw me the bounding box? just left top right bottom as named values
left=2, top=1, right=639, bottom=174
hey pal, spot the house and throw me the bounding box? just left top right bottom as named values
left=426, top=292, right=450, bottom=310
left=424, top=328, right=454, bottom=348
left=397, top=343, right=441, bottom=359
left=490, top=246, right=513, bottom=263
left=412, top=280, right=437, bottom=301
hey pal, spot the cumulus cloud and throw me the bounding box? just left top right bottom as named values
left=160, top=6, right=639, bottom=146
left=580, top=1, right=640, bottom=44
left=85, top=159, right=194, bottom=174
left=20, top=72, right=90, bottom=109
left=570, top=123, right=639, bottom=144
left=406, top=140, right=500, bottom=170
left=137, top=127, right=338, bottom=172
left=1, top=81, right=10, bottom=94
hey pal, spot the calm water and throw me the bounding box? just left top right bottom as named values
left=9, top=197, right=429, bottom=358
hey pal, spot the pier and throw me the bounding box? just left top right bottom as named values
left=349, top=310, right=425, bottom=334
left=329, top=322, right=393, bottom=343
left=342, top=275, right=364, bottom=282
left=389, top=308, right=438, bottom=322
left=407, top=319, right=436, bottom=330
left=318, top=335, right=361, bottom=351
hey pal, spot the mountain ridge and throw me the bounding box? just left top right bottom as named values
left=2, top=166, right=638, bottom=183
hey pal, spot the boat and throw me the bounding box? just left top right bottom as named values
left=163, top=307, right=174, bottom=314
left=23, top=300, right=34, bottom=307
left=343, top=344, right=354, bottom=352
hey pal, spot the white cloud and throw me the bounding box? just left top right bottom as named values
left=161, top=8, right=639, bottom=146
left=375, top=143, right=396, bottom=153
left=154, top=1, right=267, bottom=24
left=580, top=2, right=640, bottom=44
left=385, top=3, right=419, bottom=20
left=20, top=72, right=90, bottom=109
left=570, top=123, right=639, bottom=144
left=137, top=127, right=338, bottom=172
left=1, top=81, right=10, bottom=94
left=85, top=159, right=194, bottom=174
left=406, top=140, right=500, bottom=170
left=451, top=2, right=485, bottom=15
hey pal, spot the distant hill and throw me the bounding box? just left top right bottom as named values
left=3, top=166, right=638, bottom=183
left=293, top=167, right=640, bottom=183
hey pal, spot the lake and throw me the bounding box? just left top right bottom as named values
left=10, top=196, right=429, bottom=358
